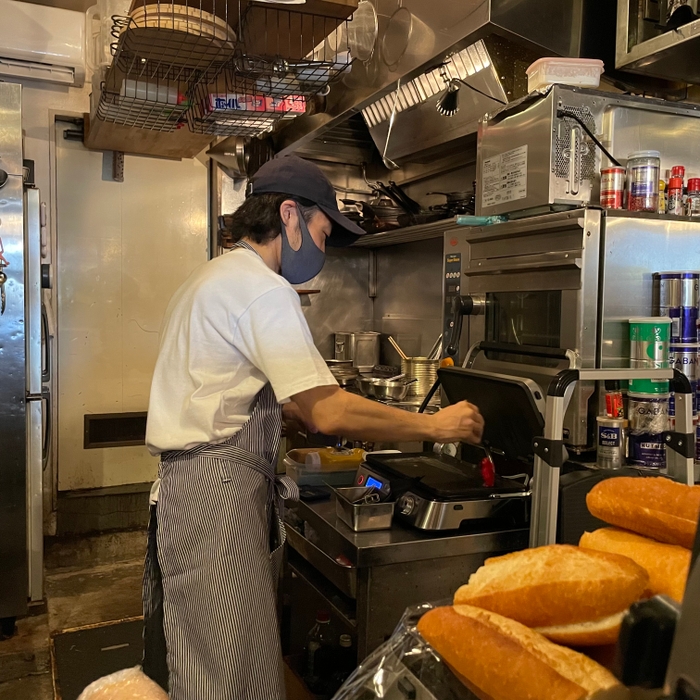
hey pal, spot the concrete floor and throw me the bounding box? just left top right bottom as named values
left=0, top=530, right=146, bottom=699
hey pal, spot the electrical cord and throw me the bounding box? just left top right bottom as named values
left=453, top=78, right=507, bottom=106
left=556, top=109, right=622, bottom=167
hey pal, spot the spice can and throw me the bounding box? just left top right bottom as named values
left=596, top=416, right=628, bottom=469
left=629, top=317, right=671, bottom=394
left=600, top=167, right=625, bottom=210
left=628, top=392, right=668, bottom=468
left=626, top=151, right=660, bottom=213
left=687, top=178, right=700, bottom=218
left=658, top=180, right=667, bottom=214
left=655, top=272, right=700, bottom=343
left=668, top=343, right=699, bottom=426
left=668, top=177, right=685, bottom=216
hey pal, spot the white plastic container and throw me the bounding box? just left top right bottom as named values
left=526, top=57, right=604, bottom=93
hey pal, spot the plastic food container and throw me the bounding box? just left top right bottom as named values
left=283, top=448, right=363, bottom=486
left=525, top=57, right=604, bottom=93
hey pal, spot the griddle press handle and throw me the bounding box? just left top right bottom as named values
left=447, top=295, right=481, bottom=356
left=531, top=370, right=580, bottom=468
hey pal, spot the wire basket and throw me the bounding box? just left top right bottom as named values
left=187, top=6, right=352, bottom=137
left=110, top=3, right=238, bottom=86
left=95, top=62, right=191, bottom=131
left=187, top=66, right=298, bottom=137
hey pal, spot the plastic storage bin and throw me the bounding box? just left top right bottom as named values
left=283, top=447, right=364, bottom=486
left=526, top=57, right=604, bottom=93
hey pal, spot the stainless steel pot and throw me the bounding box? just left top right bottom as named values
left=401, top=357, right=439, bottom=397
left=334, top=331, right=380, bottom=372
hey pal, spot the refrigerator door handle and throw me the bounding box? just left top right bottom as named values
left=24, top=187, right=42, bottom=396
left=42, top=388, right=51, bottom=469
left=41, top=303, right=51, bottom=383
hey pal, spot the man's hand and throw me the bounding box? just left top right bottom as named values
left=429, top=400, right=484, bottom=444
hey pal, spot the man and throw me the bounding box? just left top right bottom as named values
left=143, top=155, right=483, bottom=699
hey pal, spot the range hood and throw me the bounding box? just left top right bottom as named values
left=275, top=0, right=587, bottom=161
left=616, top=0, right=700, bottom=84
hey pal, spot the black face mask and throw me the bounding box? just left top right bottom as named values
left=279, top=207, right=326, bottom=284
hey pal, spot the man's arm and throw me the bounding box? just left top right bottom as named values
left=291, top=385, right=483, bottom=444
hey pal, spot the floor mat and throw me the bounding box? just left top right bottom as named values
left=52, top=618, right=144, bottom=700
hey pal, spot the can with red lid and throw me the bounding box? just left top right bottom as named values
left=671, top=165, right=686, bottom=181
left=668, top=176, right=685, bottom=216
left=687, top=178, right=700, bottom=217
left=600, top=167, right=625, bottom=210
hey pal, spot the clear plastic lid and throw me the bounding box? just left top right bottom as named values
left=627, top=150, right=661, bottom=161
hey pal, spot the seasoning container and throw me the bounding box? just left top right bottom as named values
left=628, top=393, right=668, bottom=469
left=604, top=380, right=624, bottom=418
left=596, top=416, right=628, bottom=469
left=658, top=180, right=667, bottom=214
left=668, top=342, right=699, bottom=428
left=671, top=165, right=686, bottom=181
left=655, top=272, right=700, bottom=343
left=626, top=151, right=661, bottom=212
left=628, top=317, right=672, bottom=396
left=668, top=176, right=684, bottom=216
left=686, top=178, right=700, bottom=217
left=600, top=167, right=625, bottom=210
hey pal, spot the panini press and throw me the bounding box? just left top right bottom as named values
left=354, top=368, right=545, bottom=531
left=355, top=367, right=644, bottom=537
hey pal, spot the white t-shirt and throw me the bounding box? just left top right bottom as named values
left=145, top=247, right=337, bottom=454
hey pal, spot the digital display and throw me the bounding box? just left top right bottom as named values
left=366, top=476, right=383, bottom=490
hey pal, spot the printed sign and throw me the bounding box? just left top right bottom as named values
left=481, top=145, right=528, bottom=209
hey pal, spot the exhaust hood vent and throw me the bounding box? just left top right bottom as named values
left=361, top=41, right=492, bottom=128
left=275, top=0, right=586, bottom=159
left=362, top=34, right=534, bottom=165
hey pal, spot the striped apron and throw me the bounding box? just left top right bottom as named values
left=142, top=381, right=299, bottom=699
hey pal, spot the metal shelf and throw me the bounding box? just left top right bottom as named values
left=351, top=217, right=459, bottom=248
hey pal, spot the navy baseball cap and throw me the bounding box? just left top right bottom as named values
left=249, top=155, right=366, bottom=247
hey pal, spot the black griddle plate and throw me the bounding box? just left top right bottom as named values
left=438, top=366, right=545, bottom=465
left=364, top=452, right=527, bottom=501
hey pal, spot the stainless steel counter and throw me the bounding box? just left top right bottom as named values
left=288, top=496, right=528, bottom=568
left=282, top=495, right=528, bottom=661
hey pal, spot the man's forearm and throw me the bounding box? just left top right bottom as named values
left=303, top=387, right=436, bottom=442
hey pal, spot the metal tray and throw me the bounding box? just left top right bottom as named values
left=334, top=487, right=395, bottom=532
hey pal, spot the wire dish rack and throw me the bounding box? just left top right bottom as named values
left=92, top=0, right=354, bottom=136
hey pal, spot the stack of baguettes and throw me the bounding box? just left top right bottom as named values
left=417, top=476, right=700, bottom=700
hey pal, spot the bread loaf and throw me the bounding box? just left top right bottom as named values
left=586, top=477, right=700, bottom=549
left=454, top=545, right=648, bottom=644
left=580, top=527, right=690, bottom=602
left=417, top=605, right=625, bottom=700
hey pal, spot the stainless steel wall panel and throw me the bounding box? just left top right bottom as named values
left=599, top=213, right=700, bottom=368
left=0, top=82, right=22, bottom=176
left=373, top=239, right=443, bottom=363
left=297, top=248, right=372, bottom=360
left=0, top=168, right=27, bottom=618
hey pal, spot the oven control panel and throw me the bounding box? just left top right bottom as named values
left=443, top=252, right=462, bottom=360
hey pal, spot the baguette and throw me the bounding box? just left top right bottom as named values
left=454, top=545, right=648, bottom=645
left=586, top=477, right=700, bottom=549
left=417, top=605, right=625, bottom=700
left=580, top=527, right=690, bottom=602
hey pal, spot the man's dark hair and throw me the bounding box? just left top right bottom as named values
left=220, top=193, right=320, bottom=245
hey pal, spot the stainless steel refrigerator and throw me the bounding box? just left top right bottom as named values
left=0, top=81, right=46, bottom=621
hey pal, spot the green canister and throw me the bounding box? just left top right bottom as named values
left=629, top=317, right=672, bottom=394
